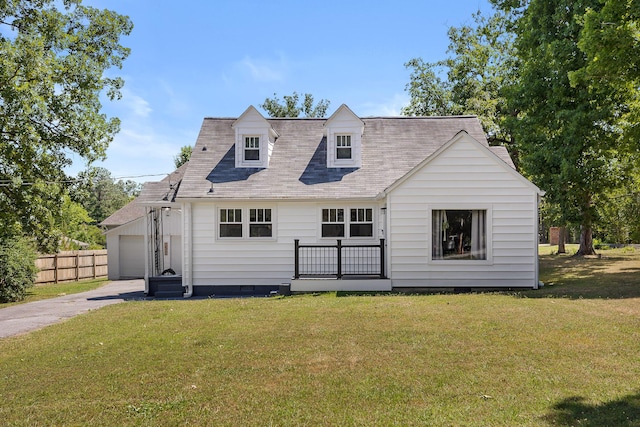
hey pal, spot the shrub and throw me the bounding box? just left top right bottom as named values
left=0, top=235, right=38, bottom=303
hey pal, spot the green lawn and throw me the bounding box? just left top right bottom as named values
left=1, top=248, right=639, bottom=426
left=0, top=278, right=108, bottom=307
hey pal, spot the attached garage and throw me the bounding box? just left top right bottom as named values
left=101, top=164, right=187, bottom=283
left=119, top=235, right=145, bottom=278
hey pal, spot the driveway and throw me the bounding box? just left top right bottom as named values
left=0, top=279, right=145, bottom=339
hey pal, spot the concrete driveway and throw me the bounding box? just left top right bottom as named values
left=0, top=279, right=145, bottom=339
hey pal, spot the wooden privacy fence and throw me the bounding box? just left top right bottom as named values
left=35, top=250, right=108, bottom=284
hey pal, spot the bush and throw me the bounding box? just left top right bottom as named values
left=0, top=235, right=38, bottom=303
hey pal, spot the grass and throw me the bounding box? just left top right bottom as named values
left=0, top=278, right=108, bottom=307
left=1, top=249, right=639, bottom=426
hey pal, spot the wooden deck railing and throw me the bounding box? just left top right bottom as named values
left=294, top=239, right=386, bottom=279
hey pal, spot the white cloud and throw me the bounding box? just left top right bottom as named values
left=237, top=54, right=288, bottom=82
left=120, top=88, right=152, bottom=118
left=357, top=93, right=410, bottom=117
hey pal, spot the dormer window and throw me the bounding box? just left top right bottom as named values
left=232, top=106, right=279, bottom=169
left=244, top=136, right=260, bottom=161
left=324, top=104, right=364, bottom=168
left=336, top=135, right=352, bottom=160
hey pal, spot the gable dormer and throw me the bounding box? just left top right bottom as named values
left=324, top=104, right=364, bottom=168
left=232, top=106, right=279, bottom=168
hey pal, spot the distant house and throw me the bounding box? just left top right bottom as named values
left=102, top=105, right=542, bottom=297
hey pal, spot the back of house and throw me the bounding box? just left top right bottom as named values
left=103, top=104, right=541, bottom=297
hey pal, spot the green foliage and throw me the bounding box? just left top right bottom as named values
left=501, top=0, right=634, bottom=255
left=403, top=10, right=519, bottom=162
left=58, top=194, right=105, bottom=249
left=72, top=166, right=140, bottom=224
left=260, top=92, right=330, bottom=117
left=402, top=59, right=454, bottom=116
left=173, top=145, right=192, bottom=169
left=574, top=0, right=640, bottom=151
left=0, top=234, right=38, bottom=302
left=0, top=0, right=132, bottom=253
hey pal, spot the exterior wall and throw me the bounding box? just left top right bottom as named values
left=105, top=209, right=182, bottom=280
left=188, top=200, right=383, bottom=287
left=105, top=218, right=145, bottom=280
left=387, top=136, right=539, bottom=288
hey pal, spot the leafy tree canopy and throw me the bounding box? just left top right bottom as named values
left=260, top=92, right=330, bottom=117
left=72, top=167, right=140, bottom=224
left=174, top=145, right=192, bottom=169
left=0, top=0, right=132, bottom=252
left=403, top=10, right=517, bottom=158
left=498, top=0, right=635, bottom=255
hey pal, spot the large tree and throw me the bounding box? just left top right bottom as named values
left=260, top=92, right=330, bottom=118
left=72, top=167, right=140, bottom=224
left=0, top=0, right=132, bottom=252
left=403, top=10, right=518, bottom=161
left=499, top=0, right=632, bottom=255
left=575, top=0, right=640, bottom=150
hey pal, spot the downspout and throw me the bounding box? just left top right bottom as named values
left=143, top=207, right=150, bottom=295
left=183, top=202, right=193, bottom=298
left=535, top=191, right=546, bottom=289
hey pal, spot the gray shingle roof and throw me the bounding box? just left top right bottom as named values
left=100, top=162, right=188, bottom=227
left=178, top=115, right=494, bottom=200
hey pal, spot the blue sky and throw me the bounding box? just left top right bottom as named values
left=71, top=0, right=493, bottom=183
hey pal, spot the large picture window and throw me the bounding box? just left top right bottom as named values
left=432, top=210, right=486, bottom=260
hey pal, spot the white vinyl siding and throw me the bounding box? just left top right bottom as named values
left=387, top=134, right=539, bottom=288
left=190, top=201, right=381, bottom=287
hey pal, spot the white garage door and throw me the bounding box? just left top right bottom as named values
left=119, top=235, right=145, bottom=278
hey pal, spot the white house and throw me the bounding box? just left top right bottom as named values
left=103, top=105, right=542, bottom=297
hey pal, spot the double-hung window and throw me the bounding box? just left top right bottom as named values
left=432, top=209, right=487, bottom=260
left=249, top=208, right=272, bottom=237
left=336, top=135, right=352, bottom=160
left=321, top=207, right=374, bottom=238
left=321, top=208, right=345, bottom=237
left=244, top=136, right=260, bottom=161
left=350, top=208, right=373, bottom=237
left=219, top=208, right=243, bottom=238
left=219, top=208, right=273, bottom=239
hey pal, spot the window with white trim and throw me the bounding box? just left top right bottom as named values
left=350, top=208, right=373, bottom=237
left=432, top=209, right=487, bottom=260
left=249, top=208, right=272, bottom=237
left=336, top=134, right=352, bottom=160
left=321, top=207, right=375, bottom=238
left=244, top=136, right=260, bottom=161
left=321, top=208, right=345, bottom=237
left=219, top=208, right=242, bottom=238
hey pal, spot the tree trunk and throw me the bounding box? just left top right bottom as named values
left=576, top=224, right=596, bottom=256
left=557, top=226, right=566, bottom=254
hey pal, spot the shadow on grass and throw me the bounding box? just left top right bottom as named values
left=516, top=252, right=640, bottom=300
left=543, top=392, right=640, bottom=426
